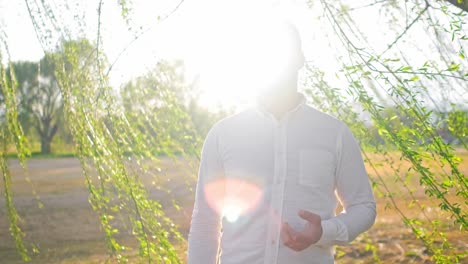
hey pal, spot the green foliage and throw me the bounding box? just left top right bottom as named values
left=0, top=48, right=31, bottom=262
left=120, top=60, right=201, bottom=157
left=45, top=38, right=193, bottom=263
left=304, top=1, right=467, bottom=262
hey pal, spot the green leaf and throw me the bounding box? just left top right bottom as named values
left=447, top=63, right=460, bottom=71
left=400, top=66, right=412, bottom=72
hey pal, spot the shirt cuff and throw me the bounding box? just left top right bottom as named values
left=315, top=218, right=349, bottom=246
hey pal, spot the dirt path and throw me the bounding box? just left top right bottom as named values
left=1, top=157, right=466, bottom=263
left=0, top=158, right=194, bottom=263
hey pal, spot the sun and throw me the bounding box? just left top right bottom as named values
left=101, top=0, right=316, bottom=110
left=184, top=2, right=301, bottom=109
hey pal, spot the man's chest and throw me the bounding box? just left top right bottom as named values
left=218, top=123, right=339, bottom=200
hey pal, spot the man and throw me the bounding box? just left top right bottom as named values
left=187, top=20, right=376, bottom=264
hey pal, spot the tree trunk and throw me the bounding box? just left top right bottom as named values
left=445, top=0, right=468, bottom=12
left=41, top=137, right=51, bottom=154
left=37, top=120, right=58, bottom=154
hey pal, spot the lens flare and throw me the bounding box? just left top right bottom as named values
left=222, top=204, right=241, bottom=223
left=204, top=177, right=263, bottom=222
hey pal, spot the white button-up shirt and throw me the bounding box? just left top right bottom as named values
left=188, top=94, right=376, bottom=264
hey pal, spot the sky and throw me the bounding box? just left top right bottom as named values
left=0, top=0, right=341, bottom=109
left=1, top=0, right=466, bottom=110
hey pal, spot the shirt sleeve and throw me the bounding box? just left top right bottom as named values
left=187, top=123, right=224, bottom=264
left=315, top=123, right=376, bottom=246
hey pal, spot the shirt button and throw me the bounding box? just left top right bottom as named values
left=271, top=240, right=276, bottom=245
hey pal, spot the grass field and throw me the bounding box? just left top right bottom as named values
left=0, top=150, right=467, bottom=263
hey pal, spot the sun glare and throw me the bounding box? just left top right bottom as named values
left=188, top=3, right=299, bottom=108
left=204, top=177, right=263, bottom=223
left=222, top=204, right=241, bottom=223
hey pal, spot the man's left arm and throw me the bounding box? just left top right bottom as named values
left=315, top=123, right=377, bottom=246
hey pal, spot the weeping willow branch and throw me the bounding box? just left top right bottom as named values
left=317, top=0, right=466, bottom=262
left=106, top=0, right=186, bottom=77
left=379, top=1, right=430, bottom=57
left=0, top=42, right=31, bottom=261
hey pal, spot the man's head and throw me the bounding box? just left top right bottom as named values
left=202, top=15, right=305, bottom=101
left=271, top=20, right=304, bottom=78
left=250, top=19, right=305, bottom=98
left=272, top=20, right=305, bottom=72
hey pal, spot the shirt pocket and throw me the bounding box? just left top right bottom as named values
left=298, top=149, right=335, bottom=188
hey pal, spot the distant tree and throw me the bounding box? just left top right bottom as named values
left=120, top=60, right=228, bottom=154
left=8, top=59, right=62, bottom=154
left=7, top=39, right=100, bottom=154
left=433, top=106, right=468, bottom=145
left=121, top=60, right=199, bottom=155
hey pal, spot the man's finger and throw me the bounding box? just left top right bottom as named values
left=283, top=222, right=299, bottom=241
left=298, top=210, right=320, bottom=223
left=293, top=232, right=311, bottom=245
left=286, top=241, right=307, bottom=252
left=281, top=222, right=312, bottom=252
left=283, top=239, right=301, bottom=251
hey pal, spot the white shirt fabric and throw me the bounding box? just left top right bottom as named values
left=188, top=93, right=376, bottom=264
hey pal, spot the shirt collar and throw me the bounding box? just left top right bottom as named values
left=255, top=92, right=306, bottom=119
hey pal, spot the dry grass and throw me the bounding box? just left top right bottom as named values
left=0, top=150, right=467, bottom=263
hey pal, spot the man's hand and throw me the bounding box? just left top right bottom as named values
left=280, top=210, right=323, bottom=251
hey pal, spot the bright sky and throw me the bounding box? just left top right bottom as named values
left=1, top=0, right=466, bottom=110
left=0, top=0, right=339, bottom=110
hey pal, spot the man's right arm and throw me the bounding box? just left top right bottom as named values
left=187, top=124, right=224, bottom=264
